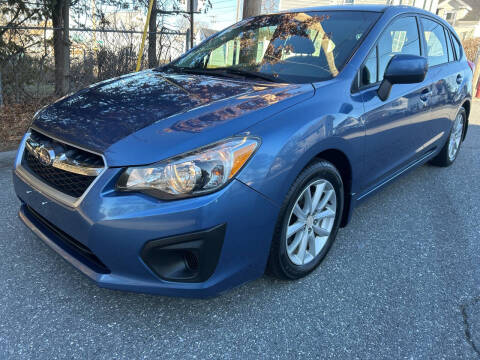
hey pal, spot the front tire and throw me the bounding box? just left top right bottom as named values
left=266, top=160, right=344, bottom=280
left=430, top=108, right=466, bottom=167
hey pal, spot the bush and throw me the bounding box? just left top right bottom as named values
left=462, top=38, right=480, bottom=62
left=0, top=98, right=54, bottom=151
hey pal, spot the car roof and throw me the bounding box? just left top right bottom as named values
left=279, top=4, right=388, bottom=13
left=277, top=4, right=448, bottom=18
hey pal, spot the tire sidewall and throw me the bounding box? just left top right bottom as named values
left=276, top=162, right=344, bottom=278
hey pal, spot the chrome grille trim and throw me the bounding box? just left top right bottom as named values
left=14, top=128, right=109, bottom=208
left=25, top=131, right=103, bottom=176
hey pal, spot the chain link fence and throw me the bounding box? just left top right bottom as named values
left=0, top=0, right=193, bottom=149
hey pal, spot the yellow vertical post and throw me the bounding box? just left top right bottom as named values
left=136, top=0, right=155, bottom=72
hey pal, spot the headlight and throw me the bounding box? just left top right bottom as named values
left=116, top=137, right=259, bottom=200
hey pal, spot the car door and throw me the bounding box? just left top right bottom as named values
left=450, top=32, right=470, bottom=111
left=358, top=15, right=431, bottom=193
left=414, top=17, right=458, bottom=153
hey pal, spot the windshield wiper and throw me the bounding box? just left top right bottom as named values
left=213, top=68, right=282, bottom=83
left=162, top=65, right=282, bottom=83
left=162, top=65, right=206, bottom=74
left=162, top=65, right=243, bottom=79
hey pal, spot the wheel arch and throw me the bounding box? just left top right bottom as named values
left=308, top=148, right=353, bottom=228
left=461, top=99, right=471, bottom=140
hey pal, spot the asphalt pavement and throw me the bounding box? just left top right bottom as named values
left=1, top=103, right=480, bottom=359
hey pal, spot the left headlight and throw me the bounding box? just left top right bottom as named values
left=116, top=136, right=259, bottom=200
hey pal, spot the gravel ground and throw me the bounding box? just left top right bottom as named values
left=1, top=103, right=480, bottom=359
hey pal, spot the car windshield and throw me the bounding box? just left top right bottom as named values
left=171, top=11, right=380, bottom=83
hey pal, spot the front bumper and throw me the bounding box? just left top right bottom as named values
left=13, top=166, right=279, bottom=297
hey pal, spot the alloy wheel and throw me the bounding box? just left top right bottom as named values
left=448, top=113, right=464, bottom=162
left=285, top=179, right=337, bottom=266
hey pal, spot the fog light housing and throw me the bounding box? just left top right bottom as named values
left=141, top=224, right=226, bottom=282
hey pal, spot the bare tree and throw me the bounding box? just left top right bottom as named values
left=148, top=0, right=158, bottom=67
left=49, top=0, right=70, bottom=95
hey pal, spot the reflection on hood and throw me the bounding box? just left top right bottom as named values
left=33, top=69, right=313, bottom=164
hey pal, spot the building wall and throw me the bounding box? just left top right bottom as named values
left=454, top=21, right=480, bottom=40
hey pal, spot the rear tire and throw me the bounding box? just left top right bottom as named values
left=266, top=160, right=344, bottom=280
left=430, top=108, right=466, bottom=167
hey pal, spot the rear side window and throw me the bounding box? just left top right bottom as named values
left=421, top=18, right=449, bottom=66
left=445, top=28, right=454, bottom=62
left=378, top=16, right=421, bottom=82
left=451, top=33, right=463, bottom=60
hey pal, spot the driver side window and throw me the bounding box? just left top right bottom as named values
left=378, top=17, right=421, bottom=81
left=359, top=16, right=421, bottom=88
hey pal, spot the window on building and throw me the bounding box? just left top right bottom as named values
left=445, top=12, right=456, bottom=22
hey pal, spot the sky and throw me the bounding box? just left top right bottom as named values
left=68, top=0, right=247, bottom=39
left=197, top=0, right=241, bottom=30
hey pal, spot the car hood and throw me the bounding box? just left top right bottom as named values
left=33, top=69, right=314, bottom=166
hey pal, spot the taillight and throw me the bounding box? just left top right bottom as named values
left=468, top=60, right=475, bottom=73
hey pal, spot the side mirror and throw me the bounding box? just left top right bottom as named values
left=378, top=54, right=428, bottom=101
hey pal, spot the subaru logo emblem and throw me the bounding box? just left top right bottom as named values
left=35, top=146, right=55, bottom=166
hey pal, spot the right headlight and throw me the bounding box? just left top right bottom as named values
left=116, top=136, right=260, bottom=200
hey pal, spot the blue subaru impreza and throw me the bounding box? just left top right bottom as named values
left=13, top=5, right=472, bottom=297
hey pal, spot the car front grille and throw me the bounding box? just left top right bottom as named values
left=23, top=151, right=97, bottom=198
left=21, top=130, right=104, bottom=199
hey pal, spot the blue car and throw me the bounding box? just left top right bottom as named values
left=13, top=5, right=472, bottom=297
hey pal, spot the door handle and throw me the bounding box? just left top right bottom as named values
left=420, top=88, right=431, bottom=102
left=457, top=74, right=463, bottom=84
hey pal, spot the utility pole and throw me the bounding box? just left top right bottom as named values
left=236, top=0, right=241, bottom=22
left=472, top=46, right=480, bottom=97
left=189, top=0, right=194, bottom=49
left=242, top=0, right=262, bottom=19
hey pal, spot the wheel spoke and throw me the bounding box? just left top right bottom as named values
left=303, top=187, right=312, bottom=214
left=314, top=208, right=335, bottom=220
left=317, top=189, right=334, bottom=212
left=297, top=230, right=309, bottom=264
left=308, top=232, right=317, bottom=255
left=311, top=182, right=325, bottom=212
left=293, top=204, right=307, bottom=221
left=313, top=224, right=330, bottom=237
left=315, top=235, right=328, bottom=255
left=287, top=231, right=304, bottom=255
left=287, top=222, right=304, bottom=238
